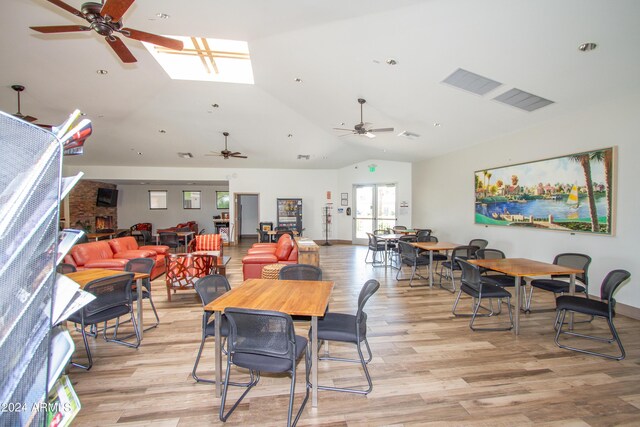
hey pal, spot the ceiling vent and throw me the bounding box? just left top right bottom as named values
left=493, top=88, right=554, bottom=112
left=297, top=154, right=310, bottom=160
left=442, top=68, right=502, bottom=96
left=398, top=130, right=421, bottom=140
left=178, top=152, right=193, bottom=159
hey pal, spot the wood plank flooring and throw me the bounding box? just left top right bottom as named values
left=68, top=241, right=640, bottom=426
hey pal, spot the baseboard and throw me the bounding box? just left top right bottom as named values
left=617, top=301, right=640, bottom=320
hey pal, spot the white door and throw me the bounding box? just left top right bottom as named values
left=352, top=184, right=396, bottom=245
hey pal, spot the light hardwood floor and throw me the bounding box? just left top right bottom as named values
left=69, top=241, right=640, bottom=426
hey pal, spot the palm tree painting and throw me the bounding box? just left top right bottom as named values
left=474, top=147, right=615, bottom=235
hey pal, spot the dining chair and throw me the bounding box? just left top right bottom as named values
left=278, top=264, right=322, bottom=281
left=192, top=275, right=231, bottom=383
left=526, top=253, right=591, bottom=312
left=468, top=239, right=489, bottom=258
left=125, top=258, right=159, bottom=331
left=159, top=231, right=180, bottom=252
left=56, top=263, right=77, bottom=274
left=312, top=279, right=380, bottom=395
left=396, top=240, right=430, bottom=286
left=220, top=308, right=310, bottom=427
left=452, top=259, right=514, bottom=331
left=365, top=232, right=386, bottom=265
left=554, top=269, right=631, bottom=360
left=438, top=245, right=480, bottom=293
left=140, top=230, right=152, bottom=246
left=68, top=272, right=139, bottom=370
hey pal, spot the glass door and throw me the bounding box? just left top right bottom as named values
left=352, top=184, right=396, bottom=244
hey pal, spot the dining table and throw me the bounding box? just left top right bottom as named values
left=205, top=278, right=334, bottom=408
left=375, top=233, right=404, bottom=269
left=468, top=258, right=583, bottom=335
left=410, top=241, right=462, bottom=287
left=65, top=268, right=150, bottom=340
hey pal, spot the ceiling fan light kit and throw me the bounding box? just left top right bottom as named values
left=30, top=0, right=184, bottom=63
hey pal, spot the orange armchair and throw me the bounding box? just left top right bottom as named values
left=188, top=234, right=223, bottom=256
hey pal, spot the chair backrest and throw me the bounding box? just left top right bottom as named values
left=415, top=229, right=432, bottom=240
left=458, top=258, right=482, bottom=291
left=56, top=263, right=77, bottom=274
left=425, top=235, right=438, bottom=243
left=373, top=229, right=386, bottom=236
left=195, top=274, right=231, bottom=306
left=279, top=264, right=322, bottom=281
left=115, top=229, right=130, bottom=238
left=159, top=232, right=180, bottom=247
left=81, top=273, right=135, bottom=319
left=469, top=239, right=489, bottom=251
left=393, top=225, right=407, bottom=231
left=398, top=241, right=419, bottom=262
left=225, top=308, right=296, bottom=362
left=475, top=248, right=505, bottom=260
left=140, top=230, right=152, bottom=245
left=399, top=235, right=416, bottom=243
left=451, top=245, right=480, bottom=261
left=125, top=258, right=155, bottom=290
left=552, top=253, right=592, bottom=285
left=600, top=269, right=631, bottom=305
left=366, top=233, right=380, bottom=251
left=355, top=280, right=380, bottom=334
left=193, top=234, right=222, bottom=252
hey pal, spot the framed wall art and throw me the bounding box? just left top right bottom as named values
left=474, top=147, right=615, bottom=235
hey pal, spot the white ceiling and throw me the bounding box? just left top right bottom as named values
left=2, top=0, right=639, bottom=170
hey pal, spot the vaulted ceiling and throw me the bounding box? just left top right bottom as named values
left=1, top=0, right=639, bottom=170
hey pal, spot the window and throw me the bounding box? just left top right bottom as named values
left=149, top=190, right=167, bottom=210
left=216, top=191, right=230, bottom=209
left=183, top=191, right=201, bottom=209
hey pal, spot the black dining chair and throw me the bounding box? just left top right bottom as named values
left=452, top=259, right=514, bottom=331
left=312, top=279, right=380, bottom=395
left=220, top=308, right=310, bottom=427
left=365, top=232, right=386, bottom=265
left=68, top=272, right=140, bottom=370
left=526, top=253, right=592, bottom=312
left=396, top=240, right=430, bottom=286
left=279, top=264, right=322, bottom=281
left=438, top=245, right=480, bottom=293
left=56, top=263, right=77, bottom=274
left=554, top=269, right=631, bottom=360
left=192, top=275, right=231, bottom=383
left=159, top=232, right=180, bottom=252
left=125, top=258, right=159, bottom=331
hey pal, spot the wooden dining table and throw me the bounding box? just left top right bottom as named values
left=205, top=278, right=334, bottom=408
left=468, top=258, right=583, bottom=335
left=410, top=241, right=462, bottom=287
left=65, top=268, right=150, bottom=340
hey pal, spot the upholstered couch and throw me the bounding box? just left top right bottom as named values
left=241, top=234, right=298, bottom=279
left=157, top=221, right=198, bottom=234
left=64, top=237, right=169, bottom=279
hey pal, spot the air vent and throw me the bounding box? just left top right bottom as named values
left=493, top=88, right=554, bottom=112
left=398, top=131, right=421, bottom=140
left=178, top=152, right=193, bottom=159
left=297, top=154, right=310, bottom=160
left=442, top=68, right=502, bottom=96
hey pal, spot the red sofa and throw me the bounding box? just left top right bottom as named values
left=242, top=234, right=298, bottom=279
left=157, top=221, right=198, bottom=234
left=64, top=237, right=169, bottom=279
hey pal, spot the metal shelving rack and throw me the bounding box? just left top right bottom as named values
left=321, top=204, right=332, bottom=246
left=0, top=112, right=74, bottom=426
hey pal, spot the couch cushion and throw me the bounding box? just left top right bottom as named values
left=242, top=253, right=278, bottom=264
left=69, top=241, right=115, bottom=267
left=274, top=239, right=294, bottom=261
left=113, top=249, right=157, bottom=260
left=108, top=236, right=139, bottom=253
left=140, top=245, right=169, bottom=255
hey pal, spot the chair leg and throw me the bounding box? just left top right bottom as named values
left=317, top=338, right=374, bottom=395
left=289, top=351, right=310, bottom=427
left=104, top=311, right=141, bottom=348
left=554, top=310, right=625, bottom=360
left=71, top=323, right=93, bottom=370
left=470, top=296, right=513, bottom=331
left=219, top=365, right=259, bottom=422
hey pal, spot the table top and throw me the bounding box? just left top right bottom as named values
left=411, top=241, right=462, bottom=251
left=205, top=278, right=334, bottom=317
left=66, top=268, right=149, bottom=288
left=376, top=233, right=404, bottom=240
left=468, top=258, right=583, bottom=277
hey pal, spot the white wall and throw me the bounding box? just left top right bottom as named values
left=412, top=95, right=639, bottom=309
left=116, top=183, right=228, bottom=232
left=336, top=159, right=412, bottom=241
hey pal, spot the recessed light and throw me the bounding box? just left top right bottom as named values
left=137, top=152, right=143, bottom=155
left=178, top=152, right=193, bottom=159
left=212, top=103, right=219, bottom=108
left=287, top=133, right=293, bottom=138
left=96, top=69, right=108, bottom=75
left=433, top=122, right=441, bottom=127
left=156, top=13, right=170, bottom=19
left=294, top=78, right=303, bottom=83
left=578, top=42, right=597, bottom=52
left=297, top=154, right=310, bottom=160
left=385, top=59, right=398, bottom=65
left=159, top=129, right=167, bottom=133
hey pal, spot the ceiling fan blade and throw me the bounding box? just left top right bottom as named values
left=122, top=28, right=184, bottom=51
left=231, top=154, right=248, bottom=159
left=105, top=35, right=137, bottom=63
left=100, top=0, right=135, bottom=23
left=30, top=25, right=91, bottom=33
left=369, top=127, right=394, bottom=133
left=46, top=0, right=83, bottom=17
left=228, top=152, right=242, bottom=156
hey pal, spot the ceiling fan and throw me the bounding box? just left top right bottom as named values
left=30, top=0, right=184, bottom=63
left=334, top=98, right=394, bottom=138
left=11, top=84, right=38, bottom=123
left=206, top=132, right=247, bottom=159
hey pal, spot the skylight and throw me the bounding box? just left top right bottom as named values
left=142, top=36, right=254, bottom=84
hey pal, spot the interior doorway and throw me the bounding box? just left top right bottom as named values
left=352, top=184, right=397, bottom=245
left=234, top=193, right=259, bottom=243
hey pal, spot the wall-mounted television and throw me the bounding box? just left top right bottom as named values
left=96, top=188, right=118, bottom=207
